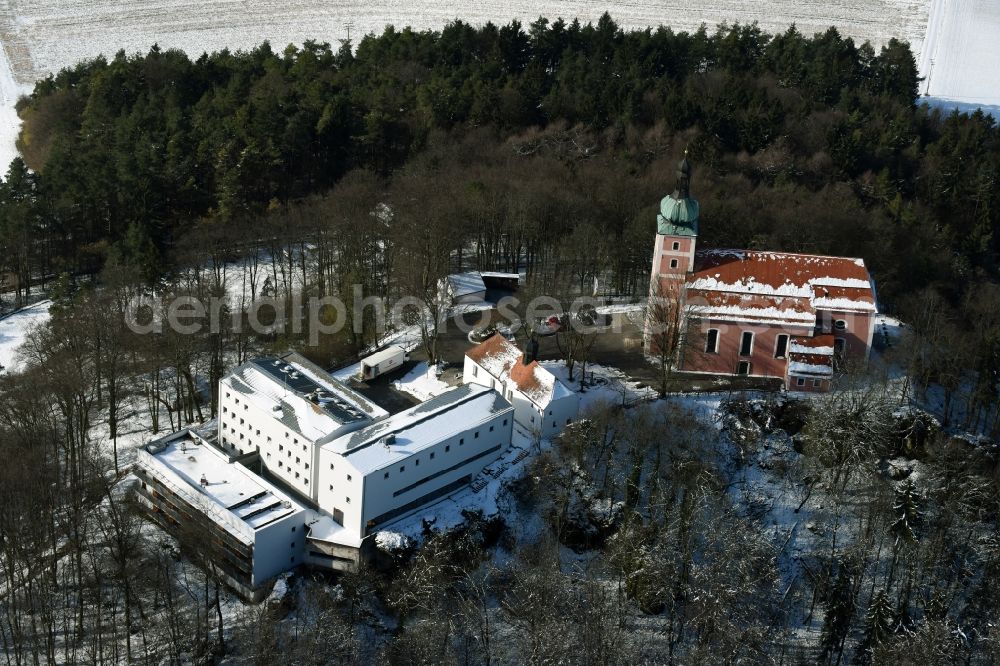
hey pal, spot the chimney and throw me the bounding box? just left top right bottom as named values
left=524, top=338, right=539, bottom=365
left=200, top=474, right=208, bottom=488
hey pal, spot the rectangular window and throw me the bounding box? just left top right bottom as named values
left=489, top=425, right=494, bottom=432
left=672, top=241, right=680, bottom=251
left=774, top=334, right=789, bottom=359
left=813, top=379, right=822, bottom=388
left=472, top=365, right=478, bottom=377
left=384, top=472, right=389, bottom=479
left=346, top=474, right=352, bottom=481
left=739, top=331, right=753, bottom=356
left=474, top=431, right=479, bottom=439
left=445, top=445, right=450, bottom=452
left=333, top=509, right=344, bottom=525
left=736, top=361, right=751, bottom=375
left=669, top=258, right=678, bottom=269
left=796, top=377, right=806, bottom=387
left=705, top=329, right=719, bottom=353
left=430, top=452, right=435, bottom=460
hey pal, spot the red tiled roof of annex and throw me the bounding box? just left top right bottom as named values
left=466, top=334, right=568, bottom=405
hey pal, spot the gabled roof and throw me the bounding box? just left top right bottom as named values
left=684, top=249, right=876, bottom=326
left=466, top=334, right=575, bottom=406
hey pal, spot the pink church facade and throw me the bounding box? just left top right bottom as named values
left=646, top=157, right=877, bottom=391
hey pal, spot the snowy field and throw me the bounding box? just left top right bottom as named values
left=0, top=0, right=996, bottom=171
left=0, top=299, right=50, bottom=372
left=0, top=0, right=938, bottom=171
left=918, top=0, right=1000, bottom=117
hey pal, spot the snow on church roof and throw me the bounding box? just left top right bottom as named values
left=686, top=249, right=876, bottom=324
left=787, top=335, right=836, bottom=377
left=466, top=334, right=575, bottom=406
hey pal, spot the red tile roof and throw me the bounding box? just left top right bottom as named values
left=683, top=249, right=876, bottom=327
left=465, top=334, right=570, bottom=406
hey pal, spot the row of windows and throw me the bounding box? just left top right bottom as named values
left=324, top=419, right=509, bottom=505
left=705, top=330, right=848, bottom=358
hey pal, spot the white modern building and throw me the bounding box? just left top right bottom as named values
left=134, top=428, right=308, bottom=601
left=218, top=353, right=387, bottom=504
left=136, top=352, right=515, bottom=593
left=317, top=383, right=513, bottom=540
left=464, top=334, right=580, bottom=439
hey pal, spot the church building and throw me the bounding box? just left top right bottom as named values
left=646, top=155, right=878, bottom=391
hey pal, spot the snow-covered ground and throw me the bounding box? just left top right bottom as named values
left=0, top=35, right=29, bottom=172
left=0, top=299, right=50, bottom=372
left=393, top=361, right=450, bottom=402
left=918, top=0, right=1000, bottom=117
left=0, top=0, right=938, bottom=173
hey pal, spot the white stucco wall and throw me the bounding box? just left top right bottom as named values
left=464, top=356, right=579, bottom=439
left=359, top=408, right=513, bottom=531
left=315, top=450, right=366, bottom=538
left=251, top=507, right=306, bottom=587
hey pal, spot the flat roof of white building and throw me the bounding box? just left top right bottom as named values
left=139, top=429, right=304, bottom=543
left=324, top=383, right=513, bottom=474
left=224, top=352, right=387, bottom=443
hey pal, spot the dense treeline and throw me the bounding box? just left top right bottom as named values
left=1, top=14, right=998, bottom=313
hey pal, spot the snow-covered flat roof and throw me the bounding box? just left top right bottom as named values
left=224, top=354, right=386, bottom=442
left=305, top=512, right=363, bottom=549
left=139, top=430, right=304, bottom=543
left=325, top=384, right=513, bottom=474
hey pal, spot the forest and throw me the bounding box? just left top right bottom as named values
left=1, top=13, right=1000, bottom=665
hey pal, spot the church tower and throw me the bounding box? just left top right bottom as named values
left=649, top=152, right=700, bottom=292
